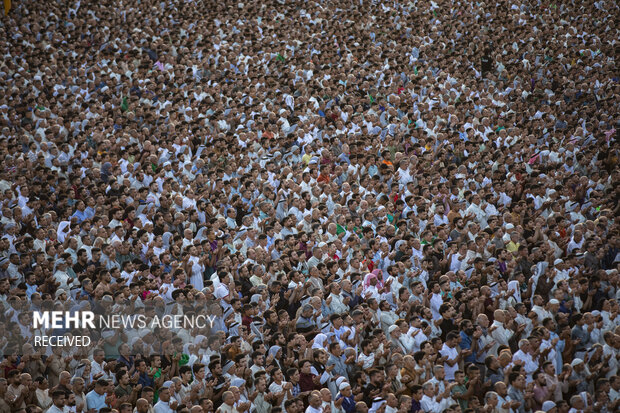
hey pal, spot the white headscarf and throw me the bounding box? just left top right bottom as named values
left=507, top=280, right=522, bottom=303
left=312, top=333, right=328, bottom=349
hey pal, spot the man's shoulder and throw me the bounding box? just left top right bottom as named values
left=85, top=390, right=99, bottom=398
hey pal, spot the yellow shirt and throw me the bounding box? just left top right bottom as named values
left=506, top=241, right=520, bottom=254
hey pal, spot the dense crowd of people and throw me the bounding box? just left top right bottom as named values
left=0, top=0, right=619, bottom=413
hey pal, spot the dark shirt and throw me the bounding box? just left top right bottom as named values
left=481, top=55, right=492, bottom=73
left=114, top=384, right=133, bottom=399
left=73, top=262, right=87, bottom=275
left=342, top=290, right=362, bottom=310
left=603, top=247, right=618, bottom=269
left=363, top=383, right=380, bottom=407
left=239, top=276, right=254, bottom=298
left=208, top=374, right=226, bottom=393
left=486, top=368, right=504, bottom=385
left=138, top=372, right=154, bottom=388
left=439, top=318, right=457, bottom=342
left=584, top=252, right=601, bottom=271
left=264, top=322, right=279, bottom=339
left=449, top=229, right=463, bottom=243
left=534, top=275, right=553, bottom=297
left=117, top=355, right=134, bottom=370
left=515, top=257, right=533, bottom=278
left=299, top=372, right=318, bottom=392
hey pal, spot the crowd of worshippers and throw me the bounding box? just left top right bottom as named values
left=0, top=0, right=619, bottom=413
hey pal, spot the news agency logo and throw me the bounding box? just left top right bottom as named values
left=33, top=311, right=96, bottom=329
left=31, top=311, right=218, bottom=346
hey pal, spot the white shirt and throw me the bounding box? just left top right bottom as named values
left=420, top=394, right=449, bottom=413
left=496, top=393, right=512, bottom=413
left=159, top=282, right=176, bottom=304
left=567, top=237, right=584, bottom=254
left=465, top=202, right=488, bottom=228
left=433, top=214, right=449, bottom=227
left=215, top=283, right=231, bottom=301
left=153, top=400, right=174, bottom=413
left=90, top=360, right=110, bottom=381
left=328, top=293, right=349, bottom=315
left=305, top=406, right=323, bottom=413
left=398, top=330, right=417, bottom=353
left=490, top=321, right=513, bottom=353
left=440, top=343, right=459, bottom=381
left=512, top=349, right=538, bottom=382
left=603, top=343, right=618, bottom=378
left=46, top=405, right=65, bottom=413
left=430, top=293, right=443, bottom=320
left=358, top=352, right=375, bottom=369
left=532, top=305, right=552, bottom=323
left=53, top=270, right=74, bottom=290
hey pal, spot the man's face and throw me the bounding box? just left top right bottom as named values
left=159, top=388, right=170, bottom=402
left=436, top=368, right=445, bottom=380
left=73, top=379, right=84, bottom=392
left=423, top=385, right=435, bottom=397
left=181, top=369, right=192, bottom=382
left=514, top=375, right=526, bottom=389
left=53, top=395, right=65, bottom=408
left=137, top=361, right=147, bottom=373
left=495, top=382, right=507, bottom=396
left=66, top=393, right=76, bottom=406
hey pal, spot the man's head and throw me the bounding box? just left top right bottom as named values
left=355, top=402, right=368, bottom=413
left=59, top=371, right=71, bottom=386
left=158, top=386, right=171, bottom=402
left=51, top=390, right=66, bottom=408
left=71, top=377, right=84, bottom=393
left=494, top=381, right=507, bottom=396
left=66, top=393, right=76, bottom=407
left=569, top=395, right=585, bottom=410
left=222, top=391, right=234, bottom=406
left=571, top=358, right=585, bottom=373
left=7, top=370, right=20, bottom=385
left=95, top=379, right=108, bottom=395
left=408, top=384, right=421, bottom=401
left=308, top=392, right=322, bottom=408
left=0, top=378, right=8, bottom=396
left=136, top=398, right=150, bottom=413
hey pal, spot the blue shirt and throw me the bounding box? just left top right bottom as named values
left=337, top=394, right=356, bottom=413
left=85, top=390, right=107, bottom=411
left=84, top=206, right=96, bottom=220
left=459, top=331, right=476, bottom=363
left=71, top=209, right=88, bottom=223
left=138, top=372, right=155, bottom=388
left=26, top=283, right=38, bottom=299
